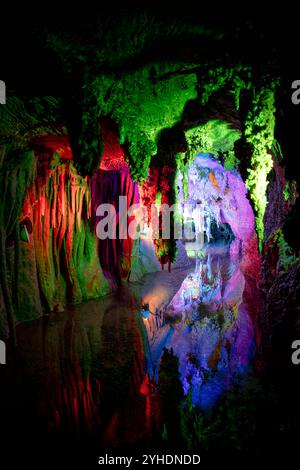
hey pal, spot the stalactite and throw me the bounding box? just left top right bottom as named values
left=139, top=166, right=159, bottom=222
left=21, top=152, right=109, bottom=312
left=90, top=167, right=139, bottom=284
left=140, top=164, right=178, bottom=269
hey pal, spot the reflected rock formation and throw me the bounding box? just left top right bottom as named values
left=149, top=244, right=257, bottom=411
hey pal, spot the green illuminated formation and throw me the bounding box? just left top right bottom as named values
left=283, top=181, right=291, bottom=201
left=185, top=120, right=241, bottom=164
left=274, top=229, right=299, bottom=271
left=198, top=65, right=252, bottom=109
left=93, top=68, right=197, bottom=181
left=244, top=84, right=277, bottom=247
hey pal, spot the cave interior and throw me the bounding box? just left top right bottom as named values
left=0, top=5, right=300, bottom=465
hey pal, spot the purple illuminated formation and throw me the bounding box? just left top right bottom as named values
left=177, top=154, right=255, bottom=243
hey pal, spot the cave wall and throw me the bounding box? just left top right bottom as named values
left=260, top=155, right=300, bottom=358
left=0, top=148, right=37, bottom=340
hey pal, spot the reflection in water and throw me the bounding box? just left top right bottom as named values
left=3, top=294, right=147, bottom=447
left=1, top=242, right=258, bottom=452
left=144, top=242, right=256, bottom=410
